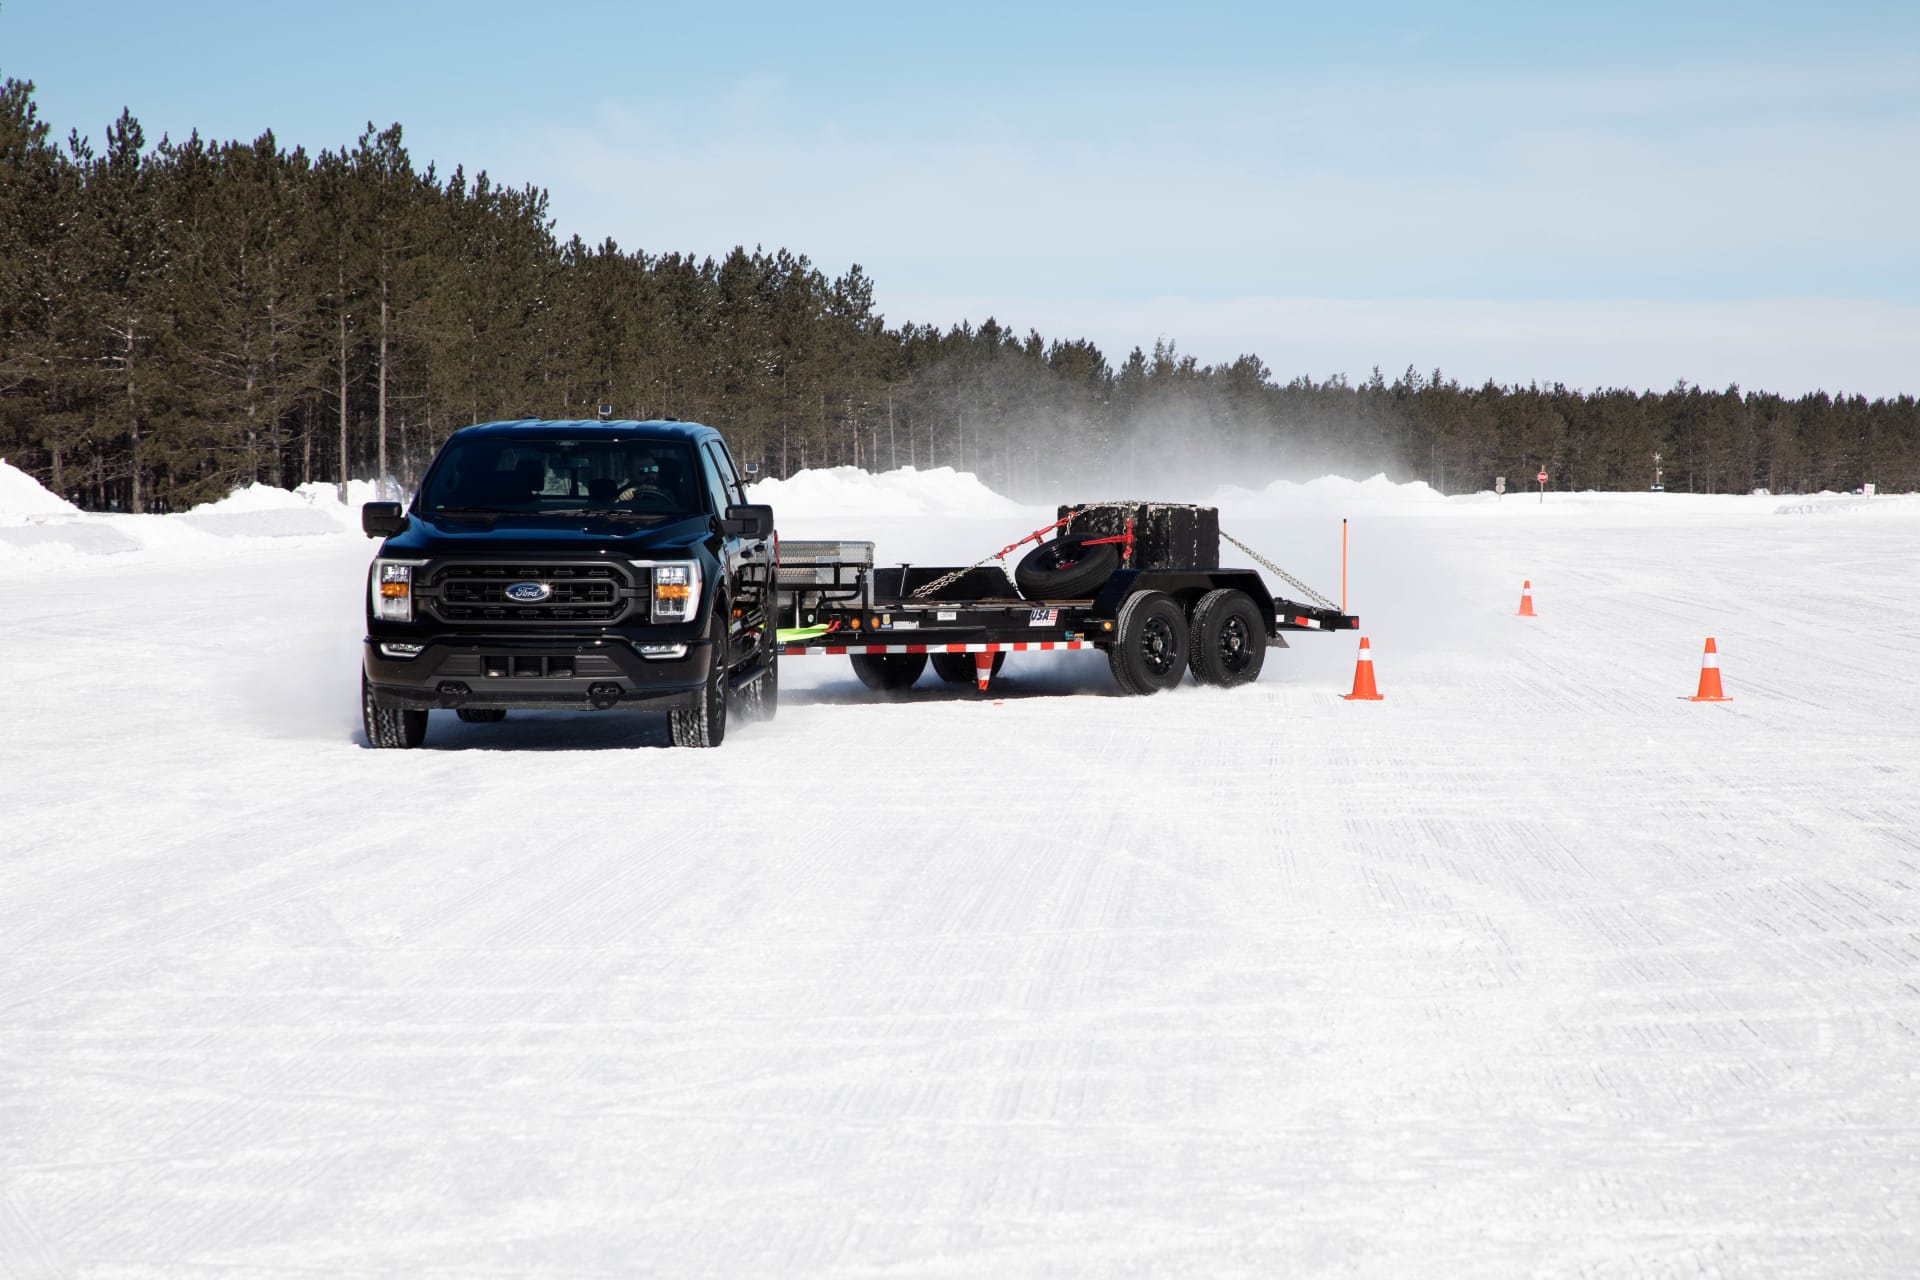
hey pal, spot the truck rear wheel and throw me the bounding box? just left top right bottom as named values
left=362, top=673, right=428, bottom=748
left=850, top=651, right=926, bottom=694
left=670, top=612, right=730, bottom=747
left=1014, top=534, right=1120, bottom=600
left=1188, top=589, right=1266, bottom=687
left=931, top=651, right=1004, bottom=685
left=736, top=647, right=779, bottom=723
left=1107, top=590, right=1187, bottom=695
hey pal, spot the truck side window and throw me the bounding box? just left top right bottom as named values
left=698, top=443, right=733, bottom=516
left=703, top=441, right=744, bottom=509
left=709, top=441, right=747, bottom=506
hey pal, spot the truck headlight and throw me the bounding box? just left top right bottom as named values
left=651, top=561, right=701, bottom=622
left=371, top=559, right=424, bottom=623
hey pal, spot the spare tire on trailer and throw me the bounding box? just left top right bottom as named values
left=931, top=650, right=1005, bottom=685
left=1014, top=534, right=1120, bottom=600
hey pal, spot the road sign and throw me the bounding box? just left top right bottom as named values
left=1536, top=470, right=1548, bottom=484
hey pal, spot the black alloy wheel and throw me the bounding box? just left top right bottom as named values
left=1106, top=591, right=1188, bottom=695
left=1187, top=589, right=1267, bottom=687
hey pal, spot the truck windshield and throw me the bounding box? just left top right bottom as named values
left=418, top=437, right=705, bottom=520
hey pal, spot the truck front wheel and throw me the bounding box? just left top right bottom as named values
left=362, top=673, right=428, bottom=748
left=669, top=611, right=730, bottom=747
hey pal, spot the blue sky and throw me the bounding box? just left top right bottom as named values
left=6, top=1, right=1917, bottom=393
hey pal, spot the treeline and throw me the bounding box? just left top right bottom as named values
left=2, top=76, right=1915, bottom=510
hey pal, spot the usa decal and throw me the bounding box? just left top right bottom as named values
left=1028, top=608, right=1059, bottom=625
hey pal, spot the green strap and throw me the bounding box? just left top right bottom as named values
left=776, top=625, right=831, bottom=643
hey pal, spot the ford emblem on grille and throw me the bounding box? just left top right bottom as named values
left=504, top=581, right=553, bottom=603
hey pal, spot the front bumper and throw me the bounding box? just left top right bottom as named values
left=363, top=634, right=712, bottom=711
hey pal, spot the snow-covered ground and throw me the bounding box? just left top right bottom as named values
left=3, top=460, right=1917, bottom=1276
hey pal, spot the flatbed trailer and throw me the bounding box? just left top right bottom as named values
left=774, top=533, right=1357, bottom=696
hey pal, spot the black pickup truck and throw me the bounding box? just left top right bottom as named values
left=359, top=419, right=776, bottom=748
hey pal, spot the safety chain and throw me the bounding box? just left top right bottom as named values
left=910, top=515, right=1340, bottom=613
left=909, top=513, right=1074, bottom=598
left=1220, top=529, right=1339, bottom=611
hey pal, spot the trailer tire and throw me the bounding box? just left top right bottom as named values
left=931, top=651, right=1005, bottom=685
left=1014, top=534, right=1120, bottom=600
left=363, top=673, right=428, bottom=748
left=1107, top=590, right=1188, bottom=695
left=1188, top=588, right=1266, bottom=687
left=456, top=708, right=507, bottom=723
left=850, top=651, right=926, bottom=695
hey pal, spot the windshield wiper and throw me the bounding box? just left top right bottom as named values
left=429, top=505, right=513, bottom=515
left=540, top=506, right=668, bottom=519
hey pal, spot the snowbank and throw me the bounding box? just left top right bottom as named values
left=0, top=476, right=388, bottom=574
left=0, top=458, right=80, bottom=520
left=747, top=465, right=1027, bottom=518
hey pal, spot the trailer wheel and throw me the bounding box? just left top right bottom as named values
left=850, top=651, right=926, bottom=695
left=1107, top=591, right=1188, bottom=695
left=931, top=651, right=1004, bottom=685
left=456, top=708, right=507, bottom=723
left=1014, top=534, right=1120, bottom=600
left=1188, top=588, right=1267, bottom=687
left=362, top=673, right=428, bottom=748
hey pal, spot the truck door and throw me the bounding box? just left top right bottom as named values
left=701, top=439, right=768, bottom=659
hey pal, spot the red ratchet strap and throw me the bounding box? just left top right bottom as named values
left=1077, top=516, right=1134, bottom=567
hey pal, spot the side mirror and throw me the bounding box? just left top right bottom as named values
left=720, top=503, right=774, bottom=540
left=361, top=501, right=407, bottom=538
left=743, top=460, right=761, bottom=477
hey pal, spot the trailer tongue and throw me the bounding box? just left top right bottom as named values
left=774, top=503, right=1356, bottom=695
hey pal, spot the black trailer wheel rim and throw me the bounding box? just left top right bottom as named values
left=1217, top=614, right=1253, bottom=672
left=1141, top=615, right=1177, bottom=676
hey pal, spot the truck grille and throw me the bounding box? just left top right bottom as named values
left=424, top=562, right=639, bottom=625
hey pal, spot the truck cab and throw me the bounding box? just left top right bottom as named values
left=359, top=419, right=776, bottom=748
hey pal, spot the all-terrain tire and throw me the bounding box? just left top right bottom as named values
left=456, top=708, right=507, bottom=723
left=1187, top=589, right=1267, bottom=687
left=1106, top=591, right=1188, bottom=695
left=930, top=651, right=1005, bottom=685
left=670, top=610, right=730, bottom=747
left=1014, top=534, right=1121, bottom=600
left=850, top=651, right=927, bottom=695
left=736, top=645, right=779, bottom=723
left=363, top=672, right=428, bottom=748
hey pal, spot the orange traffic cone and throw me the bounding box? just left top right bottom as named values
left=1516, top=580, right=1537, bottom=617
left=974, top=651, right=995, bottom=692
left=1343, top=636, right=1384, bottom=700
left=1687, top=637, right=1732, bottom=702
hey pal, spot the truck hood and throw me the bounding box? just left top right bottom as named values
left=378, top=512, right=716, bottom=561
